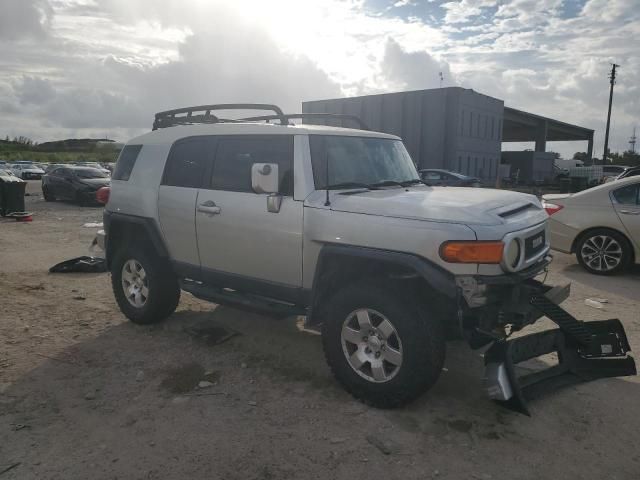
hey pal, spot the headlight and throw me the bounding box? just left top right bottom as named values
left=504, top=239, right=521, bottom=269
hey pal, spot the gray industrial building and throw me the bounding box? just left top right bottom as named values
left=302, top=87, right=594, bottom=183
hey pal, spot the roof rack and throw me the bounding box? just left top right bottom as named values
left=152, top=104, right=287, bottom=130
left=240, top=113, right=370, bottom=131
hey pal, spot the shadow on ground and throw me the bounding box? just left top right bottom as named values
left=2, top=305, right=640, bottom=479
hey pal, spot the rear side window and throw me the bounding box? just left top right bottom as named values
left=162, top=138, right=210, bottom=188
left=113, top=145, right=142, bottom=181
left=612, top=184, right=639, bottom=205
left=210, top=136, right=293, bottom=195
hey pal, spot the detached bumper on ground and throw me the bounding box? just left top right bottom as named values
left=483, top=286, right=636, bottom=415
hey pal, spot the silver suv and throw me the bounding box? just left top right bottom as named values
left=103, top=104, right=635, bottom=413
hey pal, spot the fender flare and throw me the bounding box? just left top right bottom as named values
left=310, top=244, right=457, bottom=311
left=103, top=211, right=169, bottom=266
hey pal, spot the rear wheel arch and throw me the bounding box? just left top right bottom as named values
left=105, top=215, right=170, bottom=268
left=572, top=226, right=635, bottom=261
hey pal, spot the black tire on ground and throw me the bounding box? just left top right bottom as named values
left=321, top=281, right=445, bottom=409
left=42, top=187, right=55, bottom=201
left=111, top=246, right=180, bottom=324
left=575, top=228, right=632, bottom=275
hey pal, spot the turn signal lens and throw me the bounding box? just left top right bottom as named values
left=440, top=241, right=504, bottom=264
left=542, top=201, right=563, bottom=216
left=96, top=186, right=110, bottom=205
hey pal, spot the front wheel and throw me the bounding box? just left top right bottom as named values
left=111, top=247, right=180, bottom=324
left=575, top=229, right=632, bottom=275
left=322, top=281, right=445, bottom=408
left=42, top=187, right=55, bottom=201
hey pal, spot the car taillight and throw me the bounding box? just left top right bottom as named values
left=542, top=202, right=563, bottom=216
left=96, top=186, right=110, bottom=205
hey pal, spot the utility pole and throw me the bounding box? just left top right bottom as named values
left=602, top=63, right=619, bottom=164
left=630, top=127, right=637, bottom=153
left=439, top=72, right=444, bottom=88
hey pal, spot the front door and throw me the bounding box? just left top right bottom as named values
left=612, top=181, right=640, bottom=250
left=195, top=135, right=303, bottom=298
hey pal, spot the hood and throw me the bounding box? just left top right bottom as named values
left=21, top=168, right=45, bottom=173
left=320, top=186, right=541, bottom=226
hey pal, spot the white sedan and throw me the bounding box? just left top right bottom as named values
left=543, top=176, right=640, bottom=275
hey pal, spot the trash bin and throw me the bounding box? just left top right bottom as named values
left=0, top=172, right=27, bottom=216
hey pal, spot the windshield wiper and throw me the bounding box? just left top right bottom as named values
left=400, top=178, right=430, bottom=187
left=325, top=182, right=374, bottom=190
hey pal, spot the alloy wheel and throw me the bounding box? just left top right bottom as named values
left=341, top=308, right=403, bottom=383
left=121, top=259, right=149, bottom=308
left=580, top=234, right=623, bottom=272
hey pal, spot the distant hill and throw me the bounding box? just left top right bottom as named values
left=0, top=137, right=122, bottom=163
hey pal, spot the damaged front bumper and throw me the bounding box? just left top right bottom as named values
left=455, top=258, right=636, bottom=414
left=483, top=287, right=636, bottom=415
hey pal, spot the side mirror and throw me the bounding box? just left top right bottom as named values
left=251, top=163, right=279, bottom=194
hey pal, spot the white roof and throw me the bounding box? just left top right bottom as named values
left=128, top=122, right=400, bottom=145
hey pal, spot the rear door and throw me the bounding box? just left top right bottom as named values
left=157, top=136, right=214, bottom=275
left=195, top=135, right=303, bottom=296
left=611, top=181, right=640, bottom=249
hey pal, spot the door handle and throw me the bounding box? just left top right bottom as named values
left=619, top=210, right=640, bottom=215
left=197, top=201, right=221, bottom=215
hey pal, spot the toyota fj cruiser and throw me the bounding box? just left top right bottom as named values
left=102, top=104, right=635, bottom=413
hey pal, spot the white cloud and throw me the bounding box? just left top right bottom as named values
left=0, top=0, right=638, bottom=158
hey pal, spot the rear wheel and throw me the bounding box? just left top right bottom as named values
left=111, top=246, right=180, bottom=324
left=575, top=228, right=632, bottom=275
left=322, top=281, right=445, bottom=408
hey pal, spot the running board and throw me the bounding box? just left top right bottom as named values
left=180, top=280, right=307, bottom=317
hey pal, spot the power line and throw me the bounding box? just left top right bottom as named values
left=602, top=63, right=619, bottom=164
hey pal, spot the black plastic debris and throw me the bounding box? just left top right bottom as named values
left=49, top=256, right=107, bottom=274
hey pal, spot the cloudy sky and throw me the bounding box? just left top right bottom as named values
left=1, top=0, right=638, bottom=157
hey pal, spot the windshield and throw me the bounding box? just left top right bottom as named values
left=73, top=168, right=109, bottom=179
left=309, top=135, right=419, bottom=189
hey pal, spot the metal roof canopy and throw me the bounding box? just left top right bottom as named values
left=503, top=107, right=593, bottom=142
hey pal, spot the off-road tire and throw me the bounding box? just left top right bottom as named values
left=322, top=281, right=445, bottom=408
left=111, top=246, right=180, bottom=324
left=575, top=228, right=632, bottom=275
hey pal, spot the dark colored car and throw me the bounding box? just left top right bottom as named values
left=616, top=166, right=640, bottom=180
left=42, top=166, right=110, bottom=205
left=419, top=168, right=481, bottom=187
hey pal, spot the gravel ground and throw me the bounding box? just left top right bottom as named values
left=1, top=181, right=639, bottom=479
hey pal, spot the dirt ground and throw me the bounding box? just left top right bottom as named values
left=1, top=181, right=639, bottom=480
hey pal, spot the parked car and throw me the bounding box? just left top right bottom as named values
left=42, top=166, right=110, bottom=205
left=616, top=166, right=640, bottom=180
left=0, top=169, right=16, bottom=177
left=11, top=163, right=45, bottom=179
left=98, top=103, right=635, bottom=413
left=543, top=176, right=640, bottom=275
left=602, top=165, right=630, bottom=182
left=419, top=169, right=481, bottom=187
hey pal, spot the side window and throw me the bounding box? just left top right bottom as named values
left=113, top=145, right=142, bottom=181
left=423, top=171, right=441, bottom=181
left=162, top=138, right=210, bottom=188
left=210, top=136, right=293, bottom=195
left=612, top=184, right=639, bottom=205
